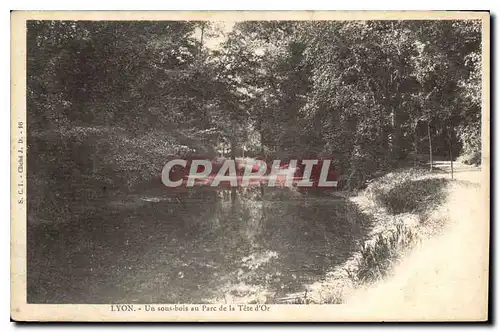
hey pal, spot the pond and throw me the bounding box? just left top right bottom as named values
left=28, top=185, right=372, bottom=304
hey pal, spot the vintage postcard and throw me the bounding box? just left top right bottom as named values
left=11, top=11, right=490, bottom=322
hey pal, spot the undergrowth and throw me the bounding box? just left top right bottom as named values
left=366, top=169, right=449, bottom=214
left=314, top=170, right=450, bottom=303
left=375, top=178, right=448, bottom=215
left=253, top=170, right=451, bottom=305
left=355, top=223, right=419, bottom=284
left=353, top=170, right=449, bottom=284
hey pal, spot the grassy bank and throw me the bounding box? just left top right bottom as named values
left=283, top=168, right=452, bottom=304
left=353, top=169, right=449, bottom=284
left=344, top=172, right=485, bottom=320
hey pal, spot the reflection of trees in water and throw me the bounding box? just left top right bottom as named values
left=28, top=186, right=373, bottom=304
left=206, top=187, right=265, bottom=250
left=231, top=188, right=264, bottom=250
left=208, top=187, right=373, bottom=303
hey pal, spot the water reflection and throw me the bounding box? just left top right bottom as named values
left=28, top=186, right=372, bottom=303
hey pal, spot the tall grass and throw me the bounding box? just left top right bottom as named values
left=356, top=224, right=419, bottom=284
left=272, top=170, right=451, bottom=304
left=353, top=171, right=449, bottom=284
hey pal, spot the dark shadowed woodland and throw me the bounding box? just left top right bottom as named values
left=26, top=20, right=482, bottom=303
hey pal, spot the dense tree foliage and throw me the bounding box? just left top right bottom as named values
left=27, top=19, right=482, bottom=215
left=224, top=20, right=482, bottom=185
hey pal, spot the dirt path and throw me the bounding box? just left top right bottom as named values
left=344, top=164, right=489, bottom=321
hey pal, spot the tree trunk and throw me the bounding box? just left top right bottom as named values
left=198, top=23, right=205, bottom=65
left=450, top=144, right=454, bottom=180
left=392, top=106, right=402, bottom=161
left=427, top=121, right=433, bottom=171
left=200, top=23, right=205, bottom=49
left=230, top=133, right=238, bottom=206
left=231, top=187, right=237, bottom=206
left=230, top=138, right=236, bottom=159
left=259, top=130, right=265, bottom=155
left=448, top=129, right=454, bottom=180
left=413, top=123, right=419, bottom=168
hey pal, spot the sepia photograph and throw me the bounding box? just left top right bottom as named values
left=10, top=11, right=490, bottom=322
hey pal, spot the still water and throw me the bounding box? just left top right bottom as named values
left=28, top=186, right=371, bottom=303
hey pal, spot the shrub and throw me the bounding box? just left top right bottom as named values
left=375, top=178, right=448, bottom=215
left=458, top=151, right=481, bottom=166
left=458, top=120, right=481, bottom=166
left=365, top=168, right=428, bottom=200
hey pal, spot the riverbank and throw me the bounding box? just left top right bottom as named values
left=27, top=159, right=486, bottom=309
left=279, top=163, right=487, bottom=314
left=345, top=174, right=488, bottom=321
